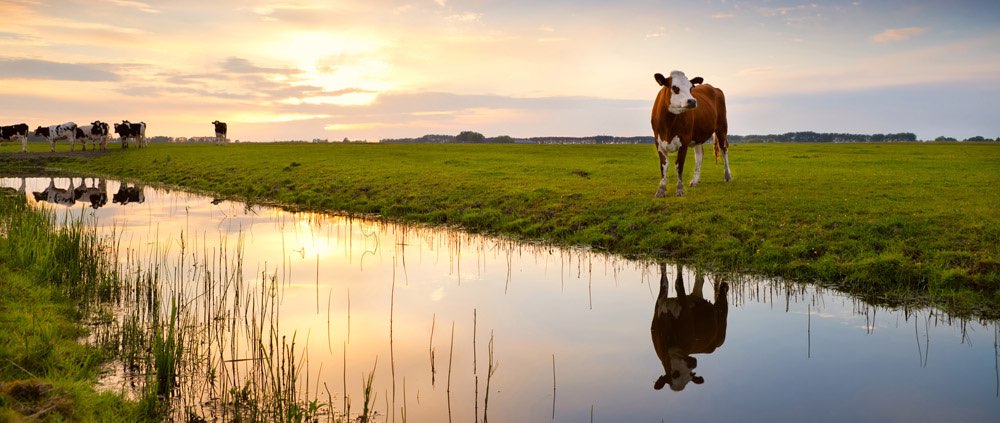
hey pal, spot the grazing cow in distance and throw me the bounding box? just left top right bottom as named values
left=211, top=120, right=227, bottom=144
left=1, top=123, right=30, bottom=152
left=651, top=264, right=728, bottom=392
left=74, top=121, right=110, bottom=151
left=34, top=122, right=79, bottom=152
left=114, top=120, right=146, bottom=148
left=650, top=70, right=732, bottom=199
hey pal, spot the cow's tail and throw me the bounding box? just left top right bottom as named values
left=712, top=134, right=721, bottom=164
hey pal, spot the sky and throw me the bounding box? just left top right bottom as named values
left=1, top=0, right=999, bottom=142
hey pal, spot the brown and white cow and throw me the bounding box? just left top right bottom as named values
left=651, top=264, right=728, bottom=392
left=650, top=70, right=732, bottom=198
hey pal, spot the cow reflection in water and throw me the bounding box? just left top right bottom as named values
left=32, top=178, right=77, bottom=207
left=31, top=178, right=109, bottom=208
left=113, top=183, right=145, bottom=205
left=74, top=178, right=108, bottom=209
left=651, top=264, right=728, bottom=391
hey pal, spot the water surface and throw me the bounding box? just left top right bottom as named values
left=3, top=176, right=998, bottom=422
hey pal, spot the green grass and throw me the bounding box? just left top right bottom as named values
left=0, top=192, right=142, bottom=421
left=4, top=141, right=999, bottom=316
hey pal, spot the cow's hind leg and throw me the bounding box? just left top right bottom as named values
left=721, top=140, right=732, bottom=182
left=690, top=144, right=704, bottom=187
left=716, top=118, right=732, bottom=182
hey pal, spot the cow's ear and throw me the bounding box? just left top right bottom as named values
left=691, top=77, right=704, bottom=85
left=654, top=375, right=669, bottom=390
left=654, top=73, right=669, bottom=87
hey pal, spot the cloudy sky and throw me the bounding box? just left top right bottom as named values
left=1, top=0, right=998, bottom=141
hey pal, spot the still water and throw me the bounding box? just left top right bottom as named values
left=3, top=176, right=998, bottom=422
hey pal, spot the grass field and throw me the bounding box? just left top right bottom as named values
left=3, top=141, right=999, bottom=316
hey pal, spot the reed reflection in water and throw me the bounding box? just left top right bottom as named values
left=3, top=176, right=998, bottom=422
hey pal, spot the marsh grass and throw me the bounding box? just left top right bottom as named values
left=0, top=193, right=139, bottom=421
left=69, top=216, right=342, bottom=421
left=41, top=142, right=1000, bottom=316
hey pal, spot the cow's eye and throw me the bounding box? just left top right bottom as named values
left=672, top=86, right=680, bottom=94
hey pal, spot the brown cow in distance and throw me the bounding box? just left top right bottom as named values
left=651, top=264, right=729, bottom=392
left=650, top=70, right=732, bottom=198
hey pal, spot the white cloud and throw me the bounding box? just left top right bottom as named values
left=445, top=12, right=481, bottom=23
left=737, top=66, right=776, bottom=76
left=104, top=0, right=160, bottom=14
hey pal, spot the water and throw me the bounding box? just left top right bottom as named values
left=3, top=176, right=998, bottom=422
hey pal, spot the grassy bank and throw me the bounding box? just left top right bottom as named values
left=0, top=191, right=140, bottom=421
left=5, top=142, right=999, bottom=316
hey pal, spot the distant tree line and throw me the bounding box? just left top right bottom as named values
left=379, top=131, right=999, bottom=144
left=380, top=132, right=653, bottom=144
left=731, top=131, right=919, bottom=143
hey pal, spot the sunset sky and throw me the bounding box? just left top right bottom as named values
left=1, top=0, right=998, bottom=141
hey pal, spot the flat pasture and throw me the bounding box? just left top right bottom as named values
left=6, top=141, right=998, bottom=315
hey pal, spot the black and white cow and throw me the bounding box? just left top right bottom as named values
left=74, top=121, right=110, bottom=151
left=211, top=120, right=227, bottom=144
left=1, top=123, right=30, bottom=152
left=113, top=122, right=130, bottom=148
left=34, top=122, right=78, bottom=152
left=114, top=120, right=146, bottom=148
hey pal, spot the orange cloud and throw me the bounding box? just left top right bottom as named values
left=871, top=27, right=927, bottom=43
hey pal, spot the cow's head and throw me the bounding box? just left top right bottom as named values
left=33, top=126, right=45, bottom=136
left=654, top=70, right=703, bottom=115
left=654, top=355, right=704, bottom=391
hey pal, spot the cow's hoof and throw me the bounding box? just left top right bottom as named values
left=676, top=190, right=685, bottom=197
left=689, top=180, right=700, bottom=187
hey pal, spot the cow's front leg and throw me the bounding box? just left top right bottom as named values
left=655, top=149, right=669, bottom=198
left=690, top=144, right=704, bottom=187
left=675, top=143, right=688, bottom=196
left=49, top=139, right=56, bottom=152
left=654, top=138, right=672, bottom=197
left=20, top=136, right=27, bottom=153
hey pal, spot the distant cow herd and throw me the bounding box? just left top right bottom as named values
left=1, top=120, right=228, bottom=152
